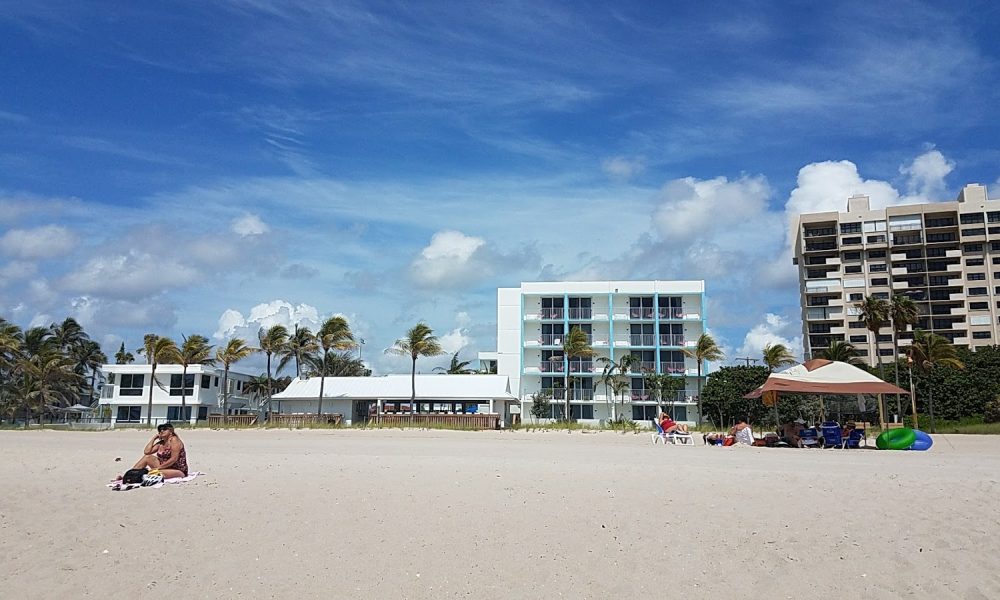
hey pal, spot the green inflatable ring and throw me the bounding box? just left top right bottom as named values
left=876, top=428, right=917, bottom=450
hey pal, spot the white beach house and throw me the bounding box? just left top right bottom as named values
left=270, top=374, right=519, bottom=426
left=98, top=363, right=255, bottom=425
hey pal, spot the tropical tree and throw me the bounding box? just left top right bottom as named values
left=137, top=335, right=180, bottom=425
left=70, top=340, right=107, bottom=406
left=50, top=317, right=88, bottom=352
left=243, top=374, right=273, bottom=410
left=814, top=340, right=866, bottom=365
left=596, top=354, right=638, bottom=420
left=682, top=333, right=724, bottom=426
left=215, top=337, right=257, bottom=421
left=562, top=326, right=594, bottom=422
left=11, top=350, right=84, bottom=427
left=257, top=325, right=289, bottom=416
left=305, top=351, right=369, bottom=377
left=278, top=325, right=318, bottom=379
left=385, top=323, right=445, bottom=410
left=907, top=330, right=964, bottom=432
left=856, top=295, right=890, bottom=380
left=890, top=294, right=920, bottom=417
left=114, top=342, right=135, bottom=364
left=434, top=352, right=474, bottom=374
left=0, top=319, right=24, bottom=418
left=608, top=375, right=630, bottom=427
left=761, top=343, right=796, bottom=372
left=177, top=334, right=214, bottom=422
left=528, top=390, right=551, bottom=423
left=316, top=317, right=355, bottom=416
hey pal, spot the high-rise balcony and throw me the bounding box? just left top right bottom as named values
left=540, top=360, right=564, bottom=373
left=659, top=334, right=684, bottom=346
left=626, top=361, right=657, bottom=374
left=629, top=307, right=655, bottom=320
left=628, top=333, right=657, bottom=346
left=540, top=334, right=563, bottom=346
left=540, top=387, right=566, bottom=400
left=540, top=308, right=564, bottom=320
left=658, top=307, right=684, bottom=319
left=568, top=308, right=592, bottom=320
left=661, top=361, right=687, bottom=374
left=568, top=360, right=596, bottom=374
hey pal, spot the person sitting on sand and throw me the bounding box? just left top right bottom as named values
left=131, top=423, right=188, bottom=479
left=704, top=432, right=725, bottom=445
left=659, top=412, right=689, bottom=434
left=782, top=418, right=807, bottom=447
left=729, top=418, right=755, bottom=445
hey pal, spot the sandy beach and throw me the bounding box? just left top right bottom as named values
left=1, top=428, right=999, bottom=599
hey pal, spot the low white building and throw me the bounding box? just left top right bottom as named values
left=270, top=374, right=519, bottom=426
left=98, top=364, right=254, bottom=425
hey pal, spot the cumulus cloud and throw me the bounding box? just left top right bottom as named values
left=59, top=250, right=201, bottom=301
left=736, top=313, right=803, bottom=363
left=654, top=175, right=775, bottom=247
left=601, top=155, right=645, bottom=180
left=0, top=260, right=37, bottom=283
left=900, top=149, right=954, bottom=198
left=0, top=225, right=77, bottom=259
left=231, top=213, right=270, bottom=236
left=409, top=230, right=536, bottom=288
left=213, top=300, right=324, bottom=340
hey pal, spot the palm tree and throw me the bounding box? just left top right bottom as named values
left=114, top=342, right=135, bottom=364
left=385, top=323, right=445, bottom=411
left=70, top=340, right=107, bottom=407
left=814, top=340, right=866, bottom=366
left=278, top=325, right=318, bottom=379
left=137, top=335, right=180, bottom=425
left=890, top=294, right=920, bottom=417
left=856, top=295, right=890, bottom=380
left=434, top=352, right=474, bottom=374
left=642, top=370, right=668, bottom=416
left=50, top=317, right=88, bottom=351
left=761, top=343, right=796, bottom=372
left=907, top=330, right=964, bottom=433
left=596, top=353, right=638, bottom=420
left=257, top=325, right=289, bottom=416
left=178, top=334, right=214, bottom=422
left=608, top=375, right=630, bottom=427
left=12, top=350, right=84, bottom=427
left=316, top=317, right=356, bottom=416
left=562, top=326, right=594, bottom=421
left=306, top=351, right=369, bottom=377
left=243, top=374, right=273, bottom=411
left=0, top=319, right=24, bottom=419
left=215, top=338, right=257, bottom=420
left=682, top=333, right=724, bottom=427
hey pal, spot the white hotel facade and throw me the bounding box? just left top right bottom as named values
left=496, top=280, right=707, bottom=424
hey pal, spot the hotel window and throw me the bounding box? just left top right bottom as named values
left=869, top=264, right=887, bottom=272
left=872, top=292, right=889, bottom=299
left=970, top=302, right=988, bottom=310
left=849, top=293, right=863, bottom=301
left=962, top=228, right=986, bottom=236
left=876, top=334, right=892, bottom=342
left=973, top=331, right=992, bottom=340
left=116, top=406, right=142, bottom=422
left=867, top=235, right=886, bottom=244
left=840, top=223, right=861, bottom=234
left=992, top=257, right=1000, bottom=265
left=170, top=374, right=195, bottom=396
left=967, top=258, right=985, bottom=266
left=926, top=247, right=946, bottom=257
left=167, top=406, right=193, bottom=421
left=991, top=227, right=1000, bottom=235
left=868, top=250, right=886, bottom=259
left=842, top=237, right=862, bottom=245
left=849, top=335, right=867, bottom=343
left=844, top=265, right=862, bottom=274
left=214, top=377, right=219, bottom=387
left=969, top=287, right=987, bottom=296
left=871, top=278, right=888, bottom=286
left=843, top=251, right=862, bottom=260
left=964, top=243, right=983, bottom=252
left=878, top=348, right=895, bottom=356
left=849, top=322, right=866, bottom=329
left=961, top=213, right=985, bottom=224
left=992, top=242, right=1000, bottom=252
left=119, top=374, right=145, bottom=396
left=967, top=273, right=986, bottom=281
left=201, top=374, right=211, bottom=389
left=988, top=211, right=1000, bottom=223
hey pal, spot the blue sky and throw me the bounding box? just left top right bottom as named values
left=1, top=1, right=999, bottom=374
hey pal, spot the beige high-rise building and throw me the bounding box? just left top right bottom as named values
left=793, top=183, right=999, bottom=365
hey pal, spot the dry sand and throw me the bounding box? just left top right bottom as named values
left=1, top=428, right=999, bottom=599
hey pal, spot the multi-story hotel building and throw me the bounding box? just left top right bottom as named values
left=496, top=280, right=707, bottom=424
left=794, top=183, right=1000, bottom=364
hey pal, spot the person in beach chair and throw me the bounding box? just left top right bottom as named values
left=728, top=418, right=755, bottom=445
left=659, top=412, right=689, bottom=434
left=130, top=423, right=189, bottom=480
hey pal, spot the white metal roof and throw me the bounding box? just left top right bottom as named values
left=272, top=374, right=516, bottom=401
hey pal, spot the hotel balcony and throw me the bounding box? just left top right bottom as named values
left=625, top=333, right=657, bottom=347
left=951, top=292, right=966, bottom=301
left=953, top=336, right=970, bottom=345
left=626, top=361, right=657, bottom=374
left=891, top=267, right=908, bottom=276
left=951, top=307, right=968, bottom=316
left=946, top=263, right=963, bottom=272
left=658, top=307, right=684, bottom=319
left=568, top=360, right=597, bottom=374
left=539, top=360, right=565, bottom=374
left=659, top=334, right=685, bottom=347
left=540, top=308, right=564, bottom=320
left=539, top=334, right=562, bottom=346
left=661, top=361, right=688, bottom=375
left=567, top=308, right=592, bottom=320
left=946, top=249, right=962, bottom=258
left=892, top=281, right=909, bottom=289
left=629, top=308, right=655, bottom=320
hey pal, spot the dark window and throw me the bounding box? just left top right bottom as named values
left=868, top=250, right=886, bottom=259
left=856, top=348, right=869, bottom=356
left=969, top=287, right=987, bottom=296
left=116, top=406, right=142, bottom=422
left=992, top=242, right=1000, bottom=252
left=170, top=374, right=196, bottom=397
left=878, top=348, right=895, bottom=356
left=990, top=226, right=1000, bottom=235
left=868, top=235, right=887, bottom=243
left=849, top=335, right=867, bottom=343
left=960, top=213, right=984, bottom=224
left=849, top=293, right=863, bottom=301
left=995, top=272, right=1000, bottom=279
left=993, top=257, right=1000, bottom=265
left=967, top=258, right=985, bottom=266
left=964, top=243, right=983, bottom=252
left=876, top=334, right=892, bottom=342
left=962, top=228, right=986, bottom=236
left=200, top=374, right=211, bottom=389
left=968, top=273, right=986, bottom=281
left=973, top=331, right=992, bottom=340
left=869, top=264, right=887, bottom=272
left=843, top=251, right=862, bottom=260
left=844, top=265, right=862, bottom=274
left=214, top=377, right=219, bottom=387
left=871, top=278, right=888, bottom=286
left=926, top=233, right=956, bottom=243
left=840, top=223, right=862, bottom=234
left=970, top=302, right=988, bottom=310
left=926, top=247, right=946, bottom=257
left=119, top=374, right=145, bottom=396
left=988, top=211, right=1000, bottom=223
left=842, top=237, right=862, bottom=245
left=849, top=322, right=866, bottom=329
left=926, top=217, right=955, bottom=228
left=167, top=406, right=193, bottom=421
left=872, top=292, right=889, bottom=299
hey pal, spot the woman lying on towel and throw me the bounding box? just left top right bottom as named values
left=659, top=412, right=689, bottom=434
left=131, top=423, right=189, bottom=479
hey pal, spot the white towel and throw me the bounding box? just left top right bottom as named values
left=109, top=471, right=205, bottom=491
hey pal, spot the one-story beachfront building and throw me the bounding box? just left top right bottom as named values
left=98, top=363, right=255, bottom=425
left=270, top=374, right=519, bottom=426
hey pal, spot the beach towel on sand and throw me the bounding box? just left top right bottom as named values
left=108, top=471, right=204, bottom=491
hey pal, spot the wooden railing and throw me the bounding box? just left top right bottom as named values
left=268, top=413, right=343, bottom=428
left=206, top=414, right=258, bottom=427
left=374, top=413, right=499, bottom=430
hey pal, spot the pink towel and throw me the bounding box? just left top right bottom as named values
left=108, top=471, right=204, bottom=491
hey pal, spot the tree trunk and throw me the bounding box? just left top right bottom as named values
left=89, top=370, right=96, bottom=406
left=928, top=386, right=936, bottom=433
left=147, top=364, right=156, bottom=425
left=411, top=356, right=416, bottom=413
left=318, top=349, right=327, bottom=416
left=892, top=335, right=901, bottom=420
left=265, top=353, right=273, bottom=417
left=696, top=363, right=703, bottom=427
left=222, top=365, right=229, bottom=424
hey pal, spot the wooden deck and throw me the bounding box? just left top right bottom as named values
left=374, top=413, right=500, bottom=430
left=268, top=413, right=343, bottom=427
left=206, top=414, right=258, bottom=427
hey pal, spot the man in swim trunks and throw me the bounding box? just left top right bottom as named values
left=132, top=423, right=189, bottom=479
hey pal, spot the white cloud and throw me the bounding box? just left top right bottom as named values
left=438, top=326, right=472, bottom=356
left=601, top=155, right=645, bottom=180
left=213, top=300, right=323, bottom=340
left=409, top=230, right=534, bottom=288
left=653, top=175, right=774, bottom=247
left=736, top=313, right=803, bottom=364
left=0, top=260, right=37, bottom=283
left=900, top=149, right=954, bottom=198
left=231, top=213, right=270, bottom=236
left=0, top=225, right=77, bottom=259
left=59, top=250, right=201, bottom=301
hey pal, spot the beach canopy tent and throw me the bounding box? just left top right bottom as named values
left=744, top=359, right=908, bottom=426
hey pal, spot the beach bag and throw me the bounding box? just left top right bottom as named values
left=122, top=468, right=147, bottom=485
left=142, top=470, right=163, bottom=486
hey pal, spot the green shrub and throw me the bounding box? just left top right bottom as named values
left=984, top=399, right=1000, bottom=424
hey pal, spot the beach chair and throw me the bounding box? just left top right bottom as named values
left=821, top=422, right=845, bottom=448
left=798, top=428, right=820, bottom=448
left=667, top=429, right=695, bottom=445
left=650, top=420, right=667, bottom=444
